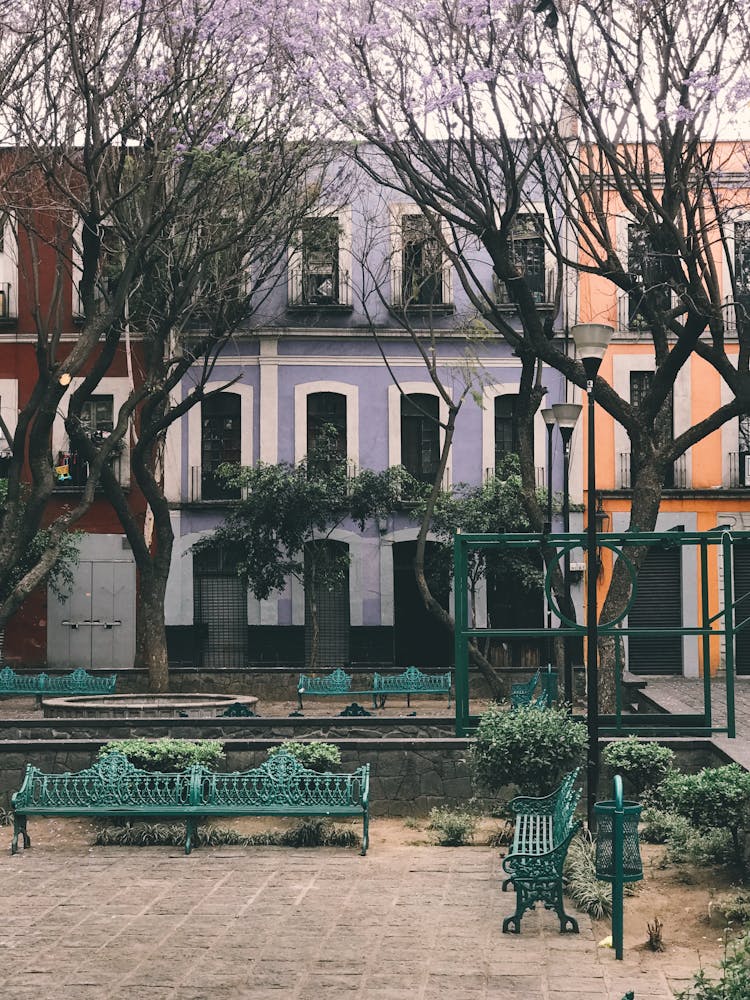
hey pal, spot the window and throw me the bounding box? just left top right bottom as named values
left=289, top=215, right=348, bottom=307
left=494, top=394, right=518, bottom=469
left=54, top=395, right=115, bottom=489
left=627, top=225, right=672, bottom=328
left=629, top=371, right=674, bottom=487
left=201, top=392, right=241, bottom=500
left=307, top=392, right=347, bottom=466
left=401, top=393, right=440, bottom=484
left=402, top=214, right=443, bottom=306
left=509, top=214, right=546, bottom=303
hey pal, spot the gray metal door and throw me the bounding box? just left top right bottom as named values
left=628, top=546, right=683, bottom=675
left=48, top=535, right=136, bottom=669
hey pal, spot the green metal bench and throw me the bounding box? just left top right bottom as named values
left=296, top=667, right=370, bottom=709
left=501, top=768, right=582, bottom=933
left=372, top=666, right=452, bottom=708
left=510, top=668, right=541, bottom=708
left=11, top=750, right=370, bottom=856
left=0, top=665, right=117, bottom=698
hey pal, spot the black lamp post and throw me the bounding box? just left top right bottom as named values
left=541, top=406, right=556, bottom=672
left=552, top=402, right=582, bottom=708
left=571, top=322, right=614, bottom=832
left=542, top=407, right=556, bottom=535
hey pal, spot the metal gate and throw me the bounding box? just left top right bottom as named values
left=627, top=545, right=683, bottom=674
left=304, top=541, right=350, bottom=666
left=193, top=548, right=248, bottom=668
left=733, top=543, right=750, bottom=675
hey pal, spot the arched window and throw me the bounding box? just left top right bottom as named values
left=307, top=391, right=347, bottom=461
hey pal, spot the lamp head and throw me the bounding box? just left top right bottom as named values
left=541, top=407, right=556, bottom=427
left=551, top=402, right=582, bottom=431
left=571, top=323, right=614, bottom=362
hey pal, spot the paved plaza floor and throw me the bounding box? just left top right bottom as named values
left=0, top=830, right=686, bottom=1000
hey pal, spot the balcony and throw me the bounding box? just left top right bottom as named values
left=485, top=465, right=545, bottom=488
left=288, top=264, right=352, bottom=310
left=617, top=452, right=686, bottom=489
left=729, top=452, right=750, bottom=487
left=493, top=267, right=556, bottom=309
left=53, top=448, right=123, bottom=491
left=189, top=466, right=249, bottom=502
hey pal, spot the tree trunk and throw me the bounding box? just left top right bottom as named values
left=139, top=568, right=170, bottom=693
left=597, top=456, right=664, bottom=711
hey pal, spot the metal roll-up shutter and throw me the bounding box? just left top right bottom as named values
left=193, top=547, right=248, bottom=669
left=732, top=543, right=750, bottom=675
left=628, top=545, right=683, bottom=675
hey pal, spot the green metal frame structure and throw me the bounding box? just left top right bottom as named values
left=453, top=528, right=745, bottom=737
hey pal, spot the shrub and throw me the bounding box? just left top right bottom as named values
left=711, top=891, right=750, bottom=926
left=266, top=741, right=341, bottom=771
left=660, top=765, right=750, bottom=866
left=564, top=832, right=612, bottom=919
left=640, top=807, right=690, bottom=845
left=94, top=819, right=360, bottom=849
left=98, top=738, right=224, bottom=771
left=676, top=933, right=750, bottom=1000
left=427, top=807, right=477, bottom=846
left=469, top=705, right=587, bottom=797
left=602, top=738, right=675, bottom=797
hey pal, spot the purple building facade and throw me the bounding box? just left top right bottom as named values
left=162, top=157, right=580, bottom=669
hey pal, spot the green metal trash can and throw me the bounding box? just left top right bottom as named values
left=594, top=796, right=643, bottom=883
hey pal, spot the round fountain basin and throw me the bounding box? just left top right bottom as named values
left=41, top=692, right=259, bottom=719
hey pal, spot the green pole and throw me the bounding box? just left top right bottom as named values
left=612, top=774, right=624, bottom=961
left=614, top=627, right=622, bottom=733
left=700, top=538, right=712, bottom=729
left=722, top=531, right=736, bottom=738
left=453, top=531, right=470, bottom=737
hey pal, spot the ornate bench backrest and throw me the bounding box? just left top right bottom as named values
left=13, top=752, right=196, bottom=809
left=373, top=666, right=451, bottom=692
left=200, top=752, right=368, bottom=809
left=45, top=668, right=117, bottom=693
left=300, top=667, right=352, bottom=694
left=0, top=666, right=47, bottom=692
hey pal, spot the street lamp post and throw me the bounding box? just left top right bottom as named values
left=541, top=407, right=556, bottom=672
left=571, top=322, right=614, bottom=832
left=552, top=402, right=581, bottom=708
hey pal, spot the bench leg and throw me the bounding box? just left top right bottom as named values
left=502, top=879, right=579, bottom=934
left=11, top=814, right=30, bottom=855
left=185, top=817, right=199, bottom=855
left=361, top=809, right=369, bottom=856
left=297, top=693, right=304, bottom=710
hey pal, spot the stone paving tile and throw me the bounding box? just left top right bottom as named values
left=0, top=844, right=678, bottom=1000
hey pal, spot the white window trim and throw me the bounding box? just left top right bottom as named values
left=481, top=383, right=545, bottom=479
left=294, top=381, right=359, bottom=469
left=287, top=205, right=352, bottom=307
left=0, top=378, right=18, bottom=451
left=612, top=354, right=691, bottom=487
left=186, top=381, right=253, bottom=500
left=720, top=209, right=750, bottom=335
left=720, top=350, right=740, bottom=487
left=52, top=376, right=132, bottom=487
left=388, top=381, right=452, bottom=489
left=0, top=213, right=17, bottom=318
left=389, top=203, right=452, bottom=308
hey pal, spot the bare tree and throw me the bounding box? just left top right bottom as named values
left=294, top=0, right=750, bottom=705
left=1, top=0, right=330, bottom=688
